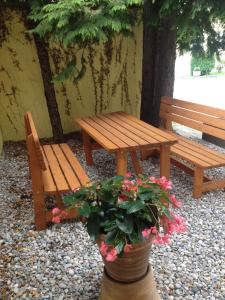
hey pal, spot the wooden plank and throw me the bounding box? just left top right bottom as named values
left=168, top=132, right=225, bottom=163
left=116, top=150, right=128, bottom=176
left=42, top=145, right=69, bottom=192
left=60, top=144, right=90, bottom=186
left=41, top=147, right=57, bottom=193
left=105, top=114, right=159, bottom=145
left=76, top=118, right=118, bottom=152
left=51, top=144, right=81, bottom=190
left=129, top=150, right=142, bottom=174
left=193, top=167, right=204, bottom=198
left=117, top=112, right=177, bottom=143
left=171, top=146, right=210, bottom=167
left=161, top=96, right=225, bottom=119
left=97, top=115, right=149, bottom=146
left=82, top=131, right=94, bottom=166
left=160, top=111, right=225, bottom=140
left=113, top=113, right=167, bottom=143
left=91, top=116, right=139, bottom=147
left=173, top=143, right=220, bottom=166
left=170, top=158, right=211, bottom=182
left=160, top=145, right=170, bottom=179
left=84, top=117, right=130, bottom=149
left=26, top=112, right=46, bottom=171
left=161, top=102, right=225, bottom=131
left=27, top=135, right=47, bottom=230
left=202, top=179, right=225, bottom=192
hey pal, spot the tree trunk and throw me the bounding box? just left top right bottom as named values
left=33, top=34, right=64, bottom=142
left=141, top=4, right=177, bottom=127
left=140, top=1, right=158, bottom=125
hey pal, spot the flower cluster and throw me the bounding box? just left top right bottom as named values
left=52, top=207, right=68, bottom=223
left=53, top=174, right=187, bottom=262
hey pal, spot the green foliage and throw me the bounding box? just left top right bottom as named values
left=63, top=174, right=179, bottom=256
left=191, top=54, right=215, bottom=76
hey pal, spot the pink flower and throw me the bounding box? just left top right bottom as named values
left=137, top=178, right=143, bottom=185
left=106, top=248, right=117, bottom=262
left=125, top=172, right=132, bottom=178
left=124, top=244, right=133, bottom=253
left=158, top=176, right=172, bottom=190
left=142, top=228, right=151, bottom=238
left=153, top=234, right=170, bottom=244
left=52, top=207, right=61, bottom=215
left=170, top=195, right=182, bottom=208
left=52, top=216, right=61, bottom=224
left=148, top=176, right=157, bottom=183
left=117, top=194, right=127, bottom=203
left=100, top=242, right=108, bottom=257
left=151, top=226, right=158, bottom=235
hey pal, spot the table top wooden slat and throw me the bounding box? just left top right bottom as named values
left=106, top=113, right=161, bottom=145
left=76, top=112, right=177, bottom=152
left=91, top=116, right=139, bottom=147
left=100, top=114, right=156, bottom=144
left=76, top=118, right=118, bottom=151
left=116, top=112, right=177, bottom=143
left=78, top=117, right=131, bottom=150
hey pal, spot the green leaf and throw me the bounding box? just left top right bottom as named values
left=127, top=201, right=145, bottom=214
left=116, top=215, right=133, bottom=234
left=105, top=229, right=118, bottom=244
left=78, top=202, right=91, bottom=217
left=86, top=215, right=100, bottom=241
left=115, top=240, right=125, bottom=255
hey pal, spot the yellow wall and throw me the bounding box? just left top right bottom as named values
left=0, top=10, right=142, bottom=145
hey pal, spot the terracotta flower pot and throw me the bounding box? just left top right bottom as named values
left=98, top=235, right=154, bottom=283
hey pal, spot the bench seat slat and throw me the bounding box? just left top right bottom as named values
left=51, top=144, right=81, bottom=190
left=60, top=144, right=90, bottom=186
left=168, top=132, right=225, bottom=163
left=42, top=145, right=69, bottom=192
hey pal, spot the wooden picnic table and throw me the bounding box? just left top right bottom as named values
left=75, top=111, right=177, bottom=178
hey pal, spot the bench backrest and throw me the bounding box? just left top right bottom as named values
left=24, top=112, right=47, bottom=171
left=160, top=96, right=225, bottom=140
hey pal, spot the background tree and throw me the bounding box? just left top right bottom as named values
left=1, top=0, right=64, bottom=142
left=141, top=0, right=225, bottom=126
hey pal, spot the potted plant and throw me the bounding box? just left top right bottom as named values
left=52, top=174, right=186, bottom=283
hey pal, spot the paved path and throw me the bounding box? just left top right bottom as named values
left=174, top=75, right=225, bottom=109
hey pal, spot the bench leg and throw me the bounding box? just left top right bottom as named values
left=56, top=192, right=64, bottom=209
left=130, top=150, right=142, bottom=175
left=160, top=145, right=170, bottom=179
left=117, top=150, right=128, bottom=176
left=193, top=167, right=204, bottom=199
left=82, top=130, right=94, bottom=166
left=33, top=192, right=47, bottom=230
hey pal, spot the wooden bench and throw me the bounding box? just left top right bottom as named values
left=24, top=112, right=89, bottom=230
left=160, top=96, right=225, bottom=198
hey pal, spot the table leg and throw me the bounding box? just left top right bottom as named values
left=116, top=150, right=128, bottom=176
left=160, top=145, right=170, bottom=179
left=82, top=130, right=94, bottom=166
left=130, top=150, right=142, bottom=175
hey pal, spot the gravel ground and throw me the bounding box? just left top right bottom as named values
left=0, top=128, right=225, bottom=300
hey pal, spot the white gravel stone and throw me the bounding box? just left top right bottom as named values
left=0, top=132, right=225, bottom=299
